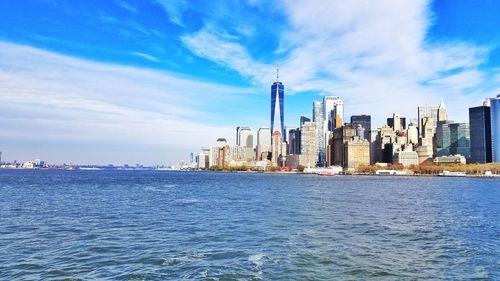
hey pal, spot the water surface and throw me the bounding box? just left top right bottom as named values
left=0, top=170, right=499, bottom=280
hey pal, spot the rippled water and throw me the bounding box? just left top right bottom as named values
left=0, top=170, right=499, bottom=280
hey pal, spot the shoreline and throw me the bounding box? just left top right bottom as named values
left=2, top=168, right=498, bottom=178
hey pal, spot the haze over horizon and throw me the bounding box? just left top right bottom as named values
left=0, top=0, right=499, bottom=165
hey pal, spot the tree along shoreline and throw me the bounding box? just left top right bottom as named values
left=203, top=163, right=500, bottom=176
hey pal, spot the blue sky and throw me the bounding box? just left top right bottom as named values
left=0, top=0, right=499, bottom=165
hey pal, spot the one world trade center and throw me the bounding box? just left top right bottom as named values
left=270, top=67, right=285, bottom=141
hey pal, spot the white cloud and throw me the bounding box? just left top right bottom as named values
left=153, top=0, right=188, bottom=26
left=0, top=42, right=251, bottom=164
left=181, top=0, right=496, bottom=125
left=131, top=51, right=160, bottom=62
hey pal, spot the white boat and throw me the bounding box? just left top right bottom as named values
left=375, top=170, right=406, bottom=176
left=438, top=171, right=466, bottom=177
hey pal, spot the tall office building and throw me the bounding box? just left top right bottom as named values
left=313, top=101, right=325, bottom=165
left=437, top=98, right=448, bottom=123
left=257, top=127, right=271, bottom=160
left=323, top=96, right=344, bottom=130
left=450, top=123, right=470, bottom=158
left=300, top=122, right=318, bottom=168
left=387, top=113, right=406, bottom=131
left=270, top=68, right=285, bottom=141
left=491, top=94, right=500, bottom=162
left=407, top=123, right=419, bottom=145
left=416, top=117, right=434, bottom=163
left=300, top=116, right=311, bottom=128
left=271, top=130, right=283, bottom=166
left=418, top=105, right=439, bottom=136
left=331, top=124, right=357, bottom=167
left=288, top=128, right=302, bottom=155
left=469, top=102, right=492, bottom=163
left=237, top=126, right=253, bottom=148
left=351, top=115, right=371, bottom=140
left=436, top=122, right=470, bottom=158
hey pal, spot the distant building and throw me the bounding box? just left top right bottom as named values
left=469, top=103, right=492, bottom=163
left=196, top=148, right=210, bottom=169
left=491, top=94, right=500, bottom=162
left=434, top=155, right=466, bottom=165
left=331, top=124, right=357, bottom=167
left=418, top=105, right=439, bottom=136
left=323, top=96, right=344, bottom=130
left=373, top=125, right=396, bottom=164
left=355, top=124, right=365, bottom=140
left=288, top=128, right=301, bottom=155
left=313, top=101, right=325, bottom=165
left=344, top=137, right=370, bottom=170
left=393, top=147, right=419, bottom=167
left=271, top=70, right=285, bottom=141
left=351, top=115, right=371, bottom=140
left=300, top=122, right=317, bottom=168
left=437, top=98, right=449, bottom=124
left=300, top=116, right=311, bottom=128
left=407, top=123, right=419, bottom=145
left=417, top=117, right=434, bottom=163
left=387, top=113, right=406, bottom=131
left=369, top=129, right=379, bottom=164
left=271, top=130, right=283, bottom=166
left=237, top=126, right=253, bottom=148
left=257, top=127, right=271, bottom=160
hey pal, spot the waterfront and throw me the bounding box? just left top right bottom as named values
left=1, top=170, right=499, bottom=280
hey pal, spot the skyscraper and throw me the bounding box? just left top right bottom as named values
left=418, top=104, right=439, bottom=136
left=323, top=96, right=344, bottom=130
left=313, top=101, right=324, bottom=165
left=351, top=115, right=371, bottom=140
left=469, top=103, right=492, bottom=163
left=237, top=126, right=253, bottom=148
left=271, top=130, right=283, bottom=166
left=300, top=116, right=311, bottom=128
left=436, top=121, right=470, bottom=158
left=437, top=98, right=448, bottom=123
left=257, top=127, right=271, bottom=160
left=270, top=68, right=285, bottom=141
left=490, top=94, right=500, bottom=162
left=387, top=113, right=406, bottom=131
left=300, top=122, right=317, bottom=168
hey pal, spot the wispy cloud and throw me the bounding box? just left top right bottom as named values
left=181, top=0, right=497, bottom=124
left=131, top=51, right=160, bottom=62
left=153, top=0, right=188, bottom=26
left=116, top=1, right=137, bottom=13
left=0, top=42, right=253, bottom=164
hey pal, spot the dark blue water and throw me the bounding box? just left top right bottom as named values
left=0, top=170, right=499, bottom=280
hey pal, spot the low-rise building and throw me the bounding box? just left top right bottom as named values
left=434, top=155, right=466, bottom=165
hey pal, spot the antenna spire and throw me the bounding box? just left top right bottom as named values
left=276, top=64, right=279, bottom=82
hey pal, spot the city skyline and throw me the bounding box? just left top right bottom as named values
left=1, top=1, right=499, bottom=165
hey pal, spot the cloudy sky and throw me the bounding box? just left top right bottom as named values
left=0, top=0, right=499, bottom=165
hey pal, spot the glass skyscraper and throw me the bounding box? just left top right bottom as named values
left=351, top=115, right=371, bottom=140
left=270, top=80, right=285, bottom=141
left=469, top=104, right=491, bottom=163
left=491, top=95, right=500, bottom=162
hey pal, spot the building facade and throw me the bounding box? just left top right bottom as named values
left=491, top=95, right=500, bottom=162
left=469, top=104, right=492, bottom=163
left=331, top=124, right=357, bottom=167
left=256, top=127, right=271, bottom=161
left=237, top=126, right=253, bottom=148
left=351, top=115, right=371, bottom=140
left=418, top=105, right=439, bottom=136
left=300, top=122, right=317, bottom=168
left=344, top=137, right=370, bottom=170
left=271, top=79, right=285, bottom=141
left=313, top=101, right=325, bottom=165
